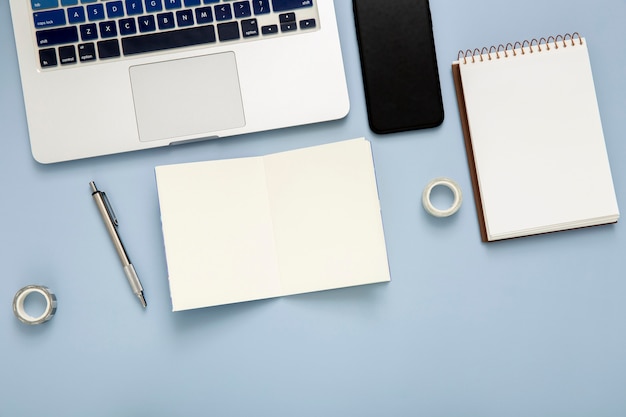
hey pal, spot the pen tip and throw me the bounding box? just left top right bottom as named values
left=138, top=293, right=147, bottom=308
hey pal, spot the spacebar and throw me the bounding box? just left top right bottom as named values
left=122, top=26, right=217, bottom=56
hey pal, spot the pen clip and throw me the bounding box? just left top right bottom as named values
left=101, top=192, right=119, bottom=227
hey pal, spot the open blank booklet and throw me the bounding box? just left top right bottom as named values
left=155, top=138, right=391, bottom=311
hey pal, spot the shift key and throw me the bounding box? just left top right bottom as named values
left=36, top=26, right=79, bottom=47
left=271, top=0, right=312, bottom=12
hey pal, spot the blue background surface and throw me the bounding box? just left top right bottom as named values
left=1, top=0, right=625, bottom=415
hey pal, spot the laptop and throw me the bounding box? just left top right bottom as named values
left=8, top=0, right=349, bottom=163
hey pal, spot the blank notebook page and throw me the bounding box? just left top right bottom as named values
left=458, top=38, right=619, bottom=240
left=155, top=138, right=390, bottom=311
left=263, top=139, right=390, bottom=296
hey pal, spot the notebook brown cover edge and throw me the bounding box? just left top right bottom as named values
left=452, top=63, right=489, bottom=242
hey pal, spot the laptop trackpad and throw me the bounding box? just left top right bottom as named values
left=129, top=52, right=245, bottom=142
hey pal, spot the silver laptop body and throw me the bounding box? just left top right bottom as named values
left=9, top=0, right=349, bottom=163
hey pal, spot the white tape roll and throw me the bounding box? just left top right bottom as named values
left=13, top=285, right=57, bottom=325
left=422, top=177, right=463, bottom=217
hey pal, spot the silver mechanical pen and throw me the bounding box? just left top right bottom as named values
left=90, top=181, right=147, bottom=308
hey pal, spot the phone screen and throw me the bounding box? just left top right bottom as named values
left=353, top=0, right=444, bottom=134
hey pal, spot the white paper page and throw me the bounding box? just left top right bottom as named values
left=155, top=157, right=282, bottom=311
left=459, top=39, right=619, bottom=240
left=263, top=138, right=391, bottom=295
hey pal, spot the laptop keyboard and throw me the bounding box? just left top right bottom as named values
left=31, top=0, right=318, bottom=68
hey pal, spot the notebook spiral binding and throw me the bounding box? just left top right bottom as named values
left=457, top=32, right=583, bottom=64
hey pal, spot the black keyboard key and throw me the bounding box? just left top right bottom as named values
left=233, top=1, right=251, bottom=18
left=252, top=0, right=270, bottom=15
left=99, top=20, right=118, bottom=38
left=36, top=26, right=79, bottom=47
left=78, top=42, right=97, bottom=61
left=299, top=18, right=315, bottom=29
left=261, top=24, right=277, bottom=35
left=280, top=22, right=296, bottom=32
left=119, top=17, right=137, bottom=34
left=138, top=15, right=156, bottom=32
left=97, top=39, right=121, bottom=58
left=195, top=7, right=213, bottom=24
left=80, top=23, right=98, bottom=40
left=214, top=4, right=232, bottom=21
left=59, top=45, right=77, bottom=64
left=176, top=9, right=194, bottom=27
left=39, top=48, right=57, bottom=67
left=279, top=12, right=295, bottom=23
left=271, top=0, right=312, bottom=12
left=157, top=12, right=175, bottom=29
left=241, top=18, right=258, bottom=37
left=217, top=21, right=239, bottom=41
left=122, top=25, right=216, bottom=55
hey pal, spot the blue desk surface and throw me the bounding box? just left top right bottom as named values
left=2, top=0, right=626, bottom=415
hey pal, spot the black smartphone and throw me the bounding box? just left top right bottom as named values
left=352, top=0, right=444, bottom=134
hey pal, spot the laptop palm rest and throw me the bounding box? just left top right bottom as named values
left=129, top=52, right=246, bottom=142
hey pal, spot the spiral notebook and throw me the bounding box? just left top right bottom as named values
left=452, top=33, right=619, bottom=242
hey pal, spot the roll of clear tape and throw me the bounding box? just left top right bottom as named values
left=13, top=285, right=57, bottom=325
left=422, top=177, right=463, bottom=217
